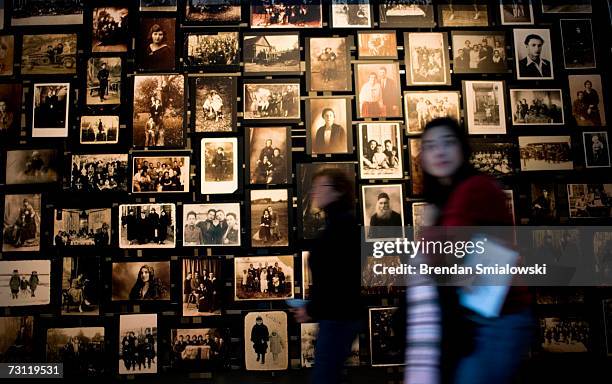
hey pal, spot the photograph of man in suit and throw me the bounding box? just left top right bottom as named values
left=518, top=33, right=552, bottom=78
left=377, top=66, right=399, bottom=116
left=313, top=107, right=347, bottom=154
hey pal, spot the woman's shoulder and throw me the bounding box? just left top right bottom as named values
left=455, top=174, right=503, bottom=197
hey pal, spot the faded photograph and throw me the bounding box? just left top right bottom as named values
left=244, top=33, right=300, bottom=74
left=0, top=35, right=14, bottom=76
left=248, top=126, right=290, bottom=185
left=250, top=189, right=289, bottom=247
left=357, top=31, right=397, bottom=59
left=2, top=194, right=41, bottom=252
left=307, top=37, right=351, bottom=92
left=583, top=132, right=610, bottom=168
left=80, top=115, right=119, bottom=144
left=463, top=80, right=506, bottom=135
left=46, top=327, right=104, bottom=376
left=409, top=138, right=423, bottom=196
left=140, top=0, right=177, bottom=12
left=86, top=58, right=121, bottom=106
left=519, top=136, right=573, bottom=171
left=331, top=0, right=372, bottom=28
left=438, top=4, right=488, bottom=27
left=569, top=75, right=606, bottom=127
left=361, top=184, right=405, bottom=241
left=0, top=83, right=23, bottom=138
left=0, top=260, right=50, bottom=307
left=567, top=184, right=612, bottom=219
left=250, top=0, right=322, bottom=28
left=300, top=322, right=359, bottom=368
left=185, top=32, right=239, bottom=69
left=235, top=256, right=294, bottom=301
left=92, top=7, right=129, bottom=53
left=32, top=83, right=70, bottom=138
left=244, top=82, right=300, bottom=120
left=137, top=18, right=175, bottom=71
left=306, top=97, right=351, bottom=155
left=355, top=62, right=402, bottom=118
left=21, top=34, right=77, bottom=75
left=405, top=32, right=450, bottom=85
left=244, top=311, right=288, bottom=370
left=171, top=328, right=229, bottom=370
left=369, top=307, right=403, bottom=366
left=452, top=32, right=507, bottom=74
left=500, top=0, right=533, bottom=25
left=132, top=155, right=189, bottom=193
left=469, top=140, right=517, bottom=177
left=0, top=316, right=34, bottom=362
left=118, top=314, right=157, bottom=374
left=561, top=19, right=595, bottom=69
left=54, top=208, right=110, bottom=247
left=404, top=91, right=460, bottom=134
left=5, top=149, right=58, bottom=185
left=510, top=89, right=564, bottom=125
left=378, top=0, right=434, bottom=28
left=540, top=318, right=589, bottom=353
left=201, top=137, right=238, bottom=194
left=185, top=0, right=241, bottom=23
left=12, top=0, right=83, bottom=25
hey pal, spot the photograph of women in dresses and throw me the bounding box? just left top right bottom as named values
left=61, top=257, right=99, bottom=315
left=112, top=262, right=170, bottom=301
left=569, top=75, right=606, bottom=127
left=2, top=194, right=41, bottom=252
left=250, top=189, right=289, bottom=247
left=235, top=256, right=294, bottom=302
left=138, top=18, right=175, bottom=71
left=247, top=126, right=291, bottom=185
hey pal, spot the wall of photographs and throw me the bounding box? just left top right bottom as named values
left=0, top=0, right=611, bottom=380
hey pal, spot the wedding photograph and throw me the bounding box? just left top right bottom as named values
left=234, top=256, right=294, bottom=301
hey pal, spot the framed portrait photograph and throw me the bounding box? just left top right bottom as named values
left=132, top=154, right=190, bottom=193
left=357, top=31, right=397, bottom=60
left=192, top=75, right=237, bottom=133
left=560, top=19, right=596, bottom=70
left=184, top=0, right=241, bottom=24
left=80, top=115, right=119, bottom=144
left=300, top=322, right=360, bottom=368
left=530, top=184, right=557, bottom=224
left=463, top=80, right=506, bottom=135
left=411, top=202, right=429, bottom=240
left=569, top=74, right=606, bottom=127
left=243, top=80, right=301, bottom=121
left=513, top=29, right=554, bottom=80
left=53, top=208, right=111, bottom=248
left=541, top=1, right=591, bottom=14
left=404, top=91, right=460, bottom=135
left=0, top=317, right=34, bottom=361
left=5, top=148, right=59, bottom=185
left=378, top=1, right=434, bottom=28
left=469, top=139, right=518, bottom=177
left=91, top=6, right=129, bottom=53
left=234, top=256, right=294, bottom=301
left=518, top=136, right=573, bottom=171
left=358, top=122, right=403, bottom=180
left=361, top=184, right=405, bottom=241
left=46, top=327, right=104, bottom=376
left=244, top=311, right=288, bottom=370
left=305, top=97, right=352, bottom=155
left=2, top=194, right=41, bottom=252
left=247, top=126, right=291, bottom=185
left=583, top=131, right=610, bottom=168
left=60, top=257, right=100, bottom=316
left=510, top=89, right=565, bottom=126
left=499, top=0, right=533, bottom=25
left=0, top=83, right=21, bottom=139
left=250, top=189, right=290, bottom=247
left=86, top=57, right=121, bottom=106
left=31, top=83, right=70, bottom=138
left=243, top=32, right=301, bottom=75
left=438, top=4, right=488, bottom=27
left=306, top=37, right=352, bottom=92
left=183, top=203, right=241, bottom=247
left=21, top=33, right=77, bottom=75
left=119, top=203, right=176, bottom=248
left=112, top=261, right=170, bottom=302
left=355, top=61, right=402, bottom=118
left=70, top=154, right=128, bottom=192
left=182, top=258, right=223, bottom=316
left=140, top=0, right=177, bottom=12
left=404, top=32, right=451, bottom=86
left=369, top=307, right=403, bottom=366
left=567, top=184, right=612, bottom=219
left=0, top=35, right=14, bottom=76
left=201, top=137, right=238, bottom=194
left=171, top=328, right=230, bottom=371
left=250, top=0, right=322, bottom=28
left=409, top=138, right=423, bottom=196
left=11, top=0, right=83, bottom=25
left=331, top=0, right=372, bottom=28
left=137, top=17, right=176, bottom=71
left=0, top=260, right=50, bottom=307
left=540, top=317, right=590, bottom=353
left=451, top=31, right=508, bottom=74
left=118, top=314, right=157, bottom=375
left=185, top=32, right=239, bottom=71
left=132, top=74, right=185, bottom=148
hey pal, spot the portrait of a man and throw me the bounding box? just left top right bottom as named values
left=514, top=29, right=554, bottom=80
left=362, top=185, right=405, bottom=240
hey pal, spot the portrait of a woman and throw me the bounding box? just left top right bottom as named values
left=129, top=264, right=168, bottom=300
left=139, top=19, right=175, bottom=71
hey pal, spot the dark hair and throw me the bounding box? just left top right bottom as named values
left=148, top=24, right=166, bottom=43
left=186, top=211, right=197, bottom=219
left=524, top=34, right=544, bottom=45
left=321, top=108, right=335, bottom=119
left=311, top=167, right=355, bottom=211
left=377, top=192, right=390, bottom=201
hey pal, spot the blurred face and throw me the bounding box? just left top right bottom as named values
left=526, top=38, right=543, bottom=59
left=385, top=142, right=392, bottom=151
left=421, top=125, right=463, bottom=179
left=323, top=110, right=335, bottom=126
left=585, top=82, right=592, bottom=90
left=310, top=175, right=341, bottom=210
left=187, top=214, right=196, bottom=225
left=151, top=30, right=164, bottom=44
left=215, top=211, right=225, bottom=221
left=376, top=197, right=390, bottom=214
left=207, top=211, right=215, bottom=220
left=140, top=267, right=150, bottom=282
left=377, top=68, right=386, bottom=79
left=0, top=101, right=7, bottom=112
left=226, top=214, right=235, bottom=227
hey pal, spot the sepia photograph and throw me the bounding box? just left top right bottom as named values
left=378, top=1, right=434, bottom=28
left=11, top=0, right=83, bottom=25
left=306, top=97, right=352, bottom=155
left=0, top=35, right=14, bottom=76
left=182, top=258, right=222, bottom=316
left=70, top=154, right=128, bottom=192
left=235, top=256, right=294, bottom=301
left=469, top=140, right=518, bottom=177
left=86, top=58, right=121, bottom=106
left=53, top=208, right=111, bottom=247
left=244, top=32, right=300, bottom=75
left=92, top=7, right=129, bottom=53
left=244, top=311, right=288, bottom=370
left=140, top=0, right=177, bottom=12
left=32, top=83, right=70, bottom=138
left=331, top=0, right=372, bottom=28
left=5, top=149, right=58, bottom=185
left=182, top=203, right=241, bottom=246
left=193, top=76, right=236, bottom=133
left=569, top=74, right=606, bottom=127
left=300, top=322, right=359, bottom=368
left=357, top=31, right=397, bottom=59
left=438, top=4, right=488, bottom=27
left=452, top=31, right=508, bottom=74
left=119, top=203, right=176, bottom=249
left=499, top=0, right=533, bottom=25
left=250, top=189, right=289, bottom=247
left=118, top=314, right=157, bottom=375
left=0, top=83, right=23, bottom=138
left=247, top=126, right=291, bottom=185
left=60, top=256, right=100, bottom=316
left=463, top=80, right=506, bottom=135
left=513, top=28, right=554, bottom=80
left=112, top=261, right=170, bottom=301
left=2, top=194, right=41, bottom=252
left=540, top=318, right=589, bottom=353
left=409, top=138, right=423, bottom=196
left=530, top=229, right=583, bottom=268
left=0, top=260, right=50, bottom=307
left=185, top=32, right=239, bottom=70
left=510, top=89, right=565, bottom=126
left=132, top=155, right=189, bottom=193
left=46, top=327, right=104, bottom=376
left=369, top=307, right=403, bottom=366
left=80, top=115, right=119, bottom=144
left=201, top=137, right=238, bottom=194
left=355, top=61, right=402, bottom=118
left=302, top=251, right=312, bottom=299
left=541, top=1, right=591, bottom=14
left=519, top=136, right=573, bottom=171
left=411, top=202, right=428, bottom=240
left=358, top=122, right=403, bottom=180
left=404, top=32, right=451, bottom=86
left=583, top=131, right=610, bottom=168
left=243, top=81, right=300, bottom=121
left=137, top=17, right=176, bottom=71
left=560, top=19, right=595, bottom=70
left=361, top=184, right=405, bottom=241
left=21, top=33, right=77, bottom=75
left=567, top=184, right=612, bottom=219
left=185, top=0, right=241, bottom=23
left=307, top=37, right=351, bottom=92
left=0, top=316, right=34, bottom=362
left=530, top=184, right=557, bottom=224
left=250, top=0, right=322, bottom=28
left=171, top=328, right=230, bottom=370
left=404, top=91, right=460, bottom=135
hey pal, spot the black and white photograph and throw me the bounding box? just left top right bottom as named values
left=0, top=316, right=34, bottom=362
left=185, top=0, right=241, bottom=23
left=361, top=184, right=405, bottom=241
left=244, top=311, right=288, bottom=370
left=112, top=261, right=170, bottom=301
left=170, top=328, right=229, bottom=370
left=243, top=32, right=301, bottom=75
left=185, top=32, right=239, bottom=70
left=306, top=97, right=352, bottom=155
left=193, top=76, right=236, bottom=133
left=300, top=322, right=359, bottom=368
left=46, top=327, right=104, bottom=376
left=21, top=33, right=77, bottom=75
left=583, top=132, right=610, bottom=168
left=560, top=19, right=595, bottom=70
left=86, top=58, right=121, bottom=106
left=118, top=314, right=157, bottom=374
left=469, top=140, right=518, bottom=177
left=540, top=318, right=589, bottom=353
left=247, top=126, right=291, bottom=185
left=0, top=35, right=14, bottom=76
left=70, top=154, right=128, bottom=192
left=331, top=0, right=372, bottom=28
left=604, top=299, right=612, bottom=355
left=2, top=194, right=41, bottom=252
left=182, top=258, right=222, bottom=316
left=132, top=155, right=189, bottom=193
left=250, top=0, right=322, bottom=28
left=53, top=208, right=111, bottom=247
left=91, top=7, right=129, bottom=53
left=302, top=251, right=312, bottom=300
left=369, top=307, right=403, bottom=366
left=357, top=31, right=397, bottom=59
left=201, top=137, right=238, bottom=194
left=541, top=1, right=591, bottom=14
left=0, top=260, right=50, bottom=307
left=569, top=74, right=606, bottom=127
left=355, top=61, right=402, bottom=118
left=119, top=203, right=176, bottom=249
left=463, top=80, right=506, bottom=135
left=0, top=83, right=22, bottom=139
left=438, top=4, right=488, bottom=27
left=567, top=184, right=612, bottom=219
left=358, top=122, right=403, bottom=179
left=513, top=28, right=554, bottom=80
left=5, top=149, right=58, bottom=185
left=11, top=0, right=83, bottom=26
left=409, top=138, right=423, bottom=196
left=250, top=189, right=289, bottom=247
left=404, top=91, right=460, bottom=135
left=519, top=136, right=573, bottom=171
left=452, top=31, right=508, bottom=74
left=137, top=17, right=176, bottom=71
left=61, top=257, right=100, bottom=315
left=235, top=256, right=294, bottom=302
left=243, top=81, right=300, bottom=121
left=182, top=203, right=241, bottom=246
left=306, top=37, right=351, bottom=92
left=404, top=32, right=451, bottom=86
left=510, top=89, right=565, bottom=126
left=499, top=0, right=533, bottom=25
left=80, top=115, right=119, bottom=144
left=378, top=0, right=435, bottom=28
left=32, top=83, right=70, bottom=138
left=530, top=184, right=558, bottom=224
left=140, top=0, right=177, bottom=12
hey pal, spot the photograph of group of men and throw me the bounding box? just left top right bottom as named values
left=119, top=204, right=175, bottom=248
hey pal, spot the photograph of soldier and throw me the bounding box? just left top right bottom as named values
left=185, top=0, right=241, bottom=23
left=567, top=184, right=612, bottom=219
left=0, top=35, right=14, bottom=76
left=244, top=32, right=301, bottom=74
left=244, top=82, right=300, bottom=120
left=194, top=76, right=236, bottom=132
left=244, top=311, right=288, bottom=370
left=46, top=327, right=104, bottom=377
left=519, top=136, right=573, bottom=171
left=499, top=0, right=534, bottom=25
left=0, top=316, right=34, bottom=362
left=80, top=115, right=119, bottom=144
left=132, top=156, right=189, bottom=193
left=137, top=18, right=175, bottom=71
left=464, top=80, right=506, bottom=135
left=361, top=184, right=405, bottom=241
left=369, top=307, right=404, bottom=366
left=307, top=37, right=350, bottom=92
left=405, top=32, right=450, bottom=85
left=514, top=29, right=554, bottom=80
left=510, top=89, right=564, bottom=125
left=358, top=123, right=403, bottom=179
left=404, top=91, right=460, bottom=135
left=92, top=7, right=128, bottom=52
left=21, top=34, right=77, bottom=75
left=182, top=258, right=222, bottom=316
left=86, top=58, right=121, bottom=105
left=569, top=75, right=606, bottom=127
left=250, top=189, right=289, bottom=247
left=378, top=0, right=435, bottom=28
left=355, top=62, right=402, bottom=118
left=119, top=204, right=176, bottom=249
left=540, top=318, right=589, bottom=353
left=583, top=132, right=610, bottom=168
left=53, top=208, right=111, bottom=248
left=2, top=194, right=41, bottom=252
left=331, top=0, right=371, bottom=28
left=438, top=3, right=488, bottom=27
left=11, top=0, right=83, bottom=26
left=452, top=32, right=507, bottom=74
left=560, top=19, right=595, bottom=69
left=112, top=262, right=170, bottom=301
left=185, top=32, right=239, bottom=69
left=182, top=203, right=241, bottom=246
left=250, top=0, right=323, bottom=28
left=70, top=154, right=128, bottom=192
left=60, top=257, right=99, bottom=316
left=140, top=0, right=177, bottom=12
left=118, top=314, right=157, bottom=374
left=5, top=149, right=58, bottom=185
left=171, top=328, right=229, bottom=371
left=32, top=83, right=70, bottom=138
left=248, top=127, right=290, bottom=185
left=0, top=260, right=50, bottom=307
left=201, top=137, right=238, bottom=194
left=357, top=31, right=397, bottom=59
